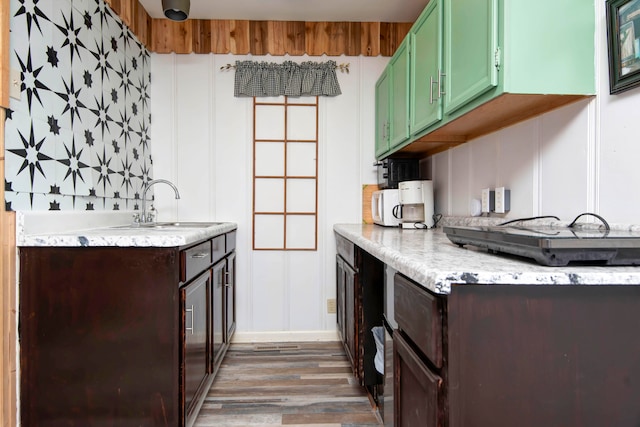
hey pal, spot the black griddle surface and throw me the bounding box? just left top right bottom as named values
left=443, top=225, right=640, bottom=266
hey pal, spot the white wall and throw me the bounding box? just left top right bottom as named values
left=150, top=54, right=387, bottom=339
left=150, top=3, right=640, bottom=339
left=432, top=2, right=640, bottom=226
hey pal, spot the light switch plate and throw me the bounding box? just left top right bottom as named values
left=10, top=68, right=21, bottom=100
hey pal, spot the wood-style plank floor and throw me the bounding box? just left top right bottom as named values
left=195, top=341, right=383, bottom=427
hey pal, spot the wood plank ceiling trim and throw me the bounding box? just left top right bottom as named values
left=104, top=0, right=411, bottom=56
left=106, top=0, right=153, bottom=46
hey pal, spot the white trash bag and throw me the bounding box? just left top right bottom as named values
left=372, top=326, right=385, bottom=375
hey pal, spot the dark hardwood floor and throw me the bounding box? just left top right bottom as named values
left=195, top=341, right=382, bottom=426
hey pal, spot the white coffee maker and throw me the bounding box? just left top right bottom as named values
left=396, top=180, right=435, bottom=229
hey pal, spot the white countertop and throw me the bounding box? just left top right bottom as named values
left=333, top=223, right=640, bottom=294
left=16, top=211, right=237, bottom=248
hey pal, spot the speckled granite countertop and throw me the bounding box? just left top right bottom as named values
left=16, top=211, right=237, bottom=248
left=333, top=223, right=640, bottom=295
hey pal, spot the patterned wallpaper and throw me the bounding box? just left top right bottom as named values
left=4, top=0, right=152, bottom=211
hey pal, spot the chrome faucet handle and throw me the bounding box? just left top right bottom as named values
left=131, top=213, right=141, bottom=227
left=146, top=205, right=157, bottom=223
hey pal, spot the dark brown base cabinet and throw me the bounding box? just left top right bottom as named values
left=335, top=234, right=383, bottom=394
left=394, top=273, right=640, bottom=427
left=19, top=230, right=236, bottom=427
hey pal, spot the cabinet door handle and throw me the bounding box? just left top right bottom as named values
left=191, top=253, right=208, bottom=259
left=225, top=271, right=232, bottom=287
left=429, top=75, right=435, bottom=105
left=185, top=305, right=194, bottom=334
left=382, top=121, right=388, bottom=140
left=438, top=69, right=446, bottom=98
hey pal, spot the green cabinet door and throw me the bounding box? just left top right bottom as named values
left=374, top=68, right=391, bottom=158
left=444, top=0, right=498, bottom=115
left=410, top=0, right=443, bottom=135
left=390, top=38, right=411, bottom=148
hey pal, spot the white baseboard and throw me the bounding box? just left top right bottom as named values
left=231, top=330, right=340, bottom=343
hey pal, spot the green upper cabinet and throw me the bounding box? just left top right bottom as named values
left=410, top=0, right=443, bottom=135
left=441, top=0, right=595, bottom=122
left=374, top=0, right=595, bottom=160
left=500, top=0, right=595, bottom=94
left=375, top=69, right=391, bottom=158
left=444, top=0, right=498, bottom=115
left=389, top=38, right=411, bottom=148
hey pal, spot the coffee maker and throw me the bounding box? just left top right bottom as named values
left=396, top=180, right=435, bottom=229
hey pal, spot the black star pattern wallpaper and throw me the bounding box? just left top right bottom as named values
left=4, top=0, right=152, bottom=211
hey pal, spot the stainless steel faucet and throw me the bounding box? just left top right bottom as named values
left=140, top=179, right=181, bottom=223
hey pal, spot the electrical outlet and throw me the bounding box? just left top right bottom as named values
left=481, top=188, right=495, bottom=213
left=327, top=298, right=336, bottom=314
left=494, top=187, right=511, bottom=213
left=481, top=188, right=490, bottom=213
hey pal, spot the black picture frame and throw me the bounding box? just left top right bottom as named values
left=607, top=0, right=640, bottom=94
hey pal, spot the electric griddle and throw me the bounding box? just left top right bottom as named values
left=443, top=225, right=640, bottom=266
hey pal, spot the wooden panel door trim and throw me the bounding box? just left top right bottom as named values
left=0, top=210, right=16, bottom=427
left=1, top=100, right=17, bottom=427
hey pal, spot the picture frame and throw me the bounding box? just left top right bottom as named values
left=607, top=0, right=640, bottom=94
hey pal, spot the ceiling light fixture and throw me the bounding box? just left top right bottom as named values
left=162, top=0, right=190, bottom=22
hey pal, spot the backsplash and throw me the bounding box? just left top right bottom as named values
left=4, top=0, right=152, bottom=211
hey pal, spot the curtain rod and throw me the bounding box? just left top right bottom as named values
left=220, top=62, right=350, bottom=73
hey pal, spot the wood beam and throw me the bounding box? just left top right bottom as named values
left=0, top=0, right=9, bottom=107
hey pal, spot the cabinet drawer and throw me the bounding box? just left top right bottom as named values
left=394, top=273, right=443, bottom=367
left=225, top=231, right=236, bottom=254
left=181, top=241, right=212, bottom=283
left=335, top=233, right=356, bottom=268
left=211, top=235, right=225, bottom=264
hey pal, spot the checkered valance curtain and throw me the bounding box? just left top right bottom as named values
left=234, top=60, right=342, bottom=97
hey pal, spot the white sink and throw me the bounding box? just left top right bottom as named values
left=113, top=222, right=223, bottom=230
